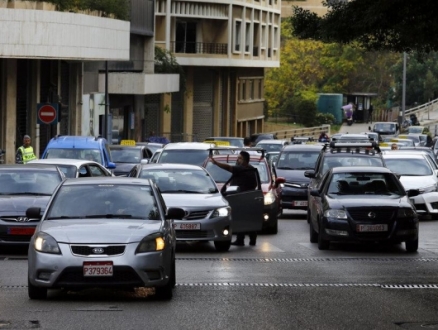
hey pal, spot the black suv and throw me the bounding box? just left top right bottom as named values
left=305, top=142, right=386, bottom=221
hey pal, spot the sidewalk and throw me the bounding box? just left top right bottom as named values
left=338, top=121, right=373, bottom=134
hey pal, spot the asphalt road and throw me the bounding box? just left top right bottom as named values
left=1, top=211, right=438, bottom=330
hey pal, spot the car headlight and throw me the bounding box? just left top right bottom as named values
left=397, top=208, right=416, bottom=218
left=324, top=209, right=347, bottom=219
left=264, top=191, right=276, bottom=205
left=418, top=184, right=437, bottom=194
left=211, top=206, right=231, bottom=218
left=136, top=235, right=166, bottom=253
left=34, top=232, right=61, bottom=254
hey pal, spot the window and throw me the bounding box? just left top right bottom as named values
left=245, top=22, right=251, bottom=53
left=241, top=80, right=246, bottom=101
left=261, top=25, right=266, bottom=48
left=273, top=26, right=279, bottom=49
left=234, top=20, right=242, bottom=52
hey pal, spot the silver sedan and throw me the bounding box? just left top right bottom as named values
left=27, top=177, right=184, bottom=300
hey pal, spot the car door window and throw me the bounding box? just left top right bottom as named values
left=88, top=164, right=107, bottom=177
left=78, top=166, right=90, bottom=177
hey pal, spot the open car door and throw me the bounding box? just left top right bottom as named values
left=222, top=168, right=264, bottom=233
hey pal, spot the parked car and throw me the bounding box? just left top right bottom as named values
left=308, top=166, right=419, bottom=252
left=27, top=177, right=185, bottom=300
left=28, top=159, right=113, bottom=178
left=256, top=139, right=289, bottom=152
left=273, top=144, right=323, bottom=212
left=109, top=145, right=153, bottom=176
left=204, top=137, right=244, bottom=148
left=0, top=164, right=65, bottom=246
left=203, top=148, right=284, bottom=234
left=41, top=135, right=116, bottom=170
left=382, top=152, right=438, bottom=220
left=369, top=122, right=399, bottom=137
left=128, top=163, right=233, bottom=251
left=155, top=142, right=217, bottom=166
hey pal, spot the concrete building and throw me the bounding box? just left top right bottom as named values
left=153, top=0, right=281, bottom=141
left=0, top=0, right=178, bottom=164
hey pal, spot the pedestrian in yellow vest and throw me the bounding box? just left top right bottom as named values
left=15, top=135, right=37, bottom=164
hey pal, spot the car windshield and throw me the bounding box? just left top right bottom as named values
left=0, top=170, right=61, bottom=195
left=45, top=148, right=102, bottom=163
left=374, top=123, right=396, bottom=132
left=139, top=168, right=218, bottom=193
left=111, top=148, right=141, bottom=163
left=46, top=184, right=160, bottom=220
left=54, top=165, right=77, bottom=178
left=322, top=156, right=384, bottom=175
left=276, top=151, right=319, bottom=170
left=327, top=172, right=404, bottom=196
left=159, top=150, right=209, bottom=166
left=205, top=160, right=269, bottom=183
left=408, top=127, right=424, bottom=134
left=384, top=158, right=433, bottom=176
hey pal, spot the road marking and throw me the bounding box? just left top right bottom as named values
left=176, top=257, right=438, bottom=262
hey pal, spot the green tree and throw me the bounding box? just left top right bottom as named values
left=289, top=1, right=438, bottom=54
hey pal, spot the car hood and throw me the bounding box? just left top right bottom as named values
left=327, top=196, right=410, bottom=209
left=40, top=220, right=163, bottom=244
left=0, top=195, right=50, bottom=214
left=275, top=169, right=309, bottom=183
left=163, top=193, right=228, bottom=208
left=114, top=163, right=137, bottom=173
left=399, top=176, right=436, bottom=190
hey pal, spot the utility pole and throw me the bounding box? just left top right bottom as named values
left=104, top=61, right=109, bottom=140
left=402, top=52, right=407, bottom=123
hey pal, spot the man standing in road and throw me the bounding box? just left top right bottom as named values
left=210, top=150, right=259, bottom=246
left=15, top=135, right=37, bottom=164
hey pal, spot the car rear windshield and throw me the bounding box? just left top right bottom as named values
left=276, top=151, right=319, bottom=170
left=205, top=160, right=269, bottom=183
left=0, top=170, right=61, bottom=195
left=111, top=149, right=140, bottom=163
left=257, top=143, right=284, bottom=152
left=45, top=148, right=102, bottom=164
left=140, top=168, right=218, bottom=194
left=158, top=150, right=209, bottom=166
left=384, top=158, right=433, bottom=176
left=322, top=156, right=384, bottom=174
left=46, top=184, right=160, bottom=220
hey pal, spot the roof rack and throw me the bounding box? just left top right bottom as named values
left=322, top=141, right=381, bottom=153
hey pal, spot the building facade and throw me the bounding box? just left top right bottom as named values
left=152, top=0, right=282, bottom=141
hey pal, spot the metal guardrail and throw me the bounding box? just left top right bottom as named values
left=265, top=124, right=331, bottom=141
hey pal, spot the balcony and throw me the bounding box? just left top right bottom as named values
left=171, top=42, right=228, bottom=55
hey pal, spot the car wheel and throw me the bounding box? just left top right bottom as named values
left=169, top=253, right=176, bottom=288
left=309, top=221, right=318, bottom=243
left=28, top=278, right=47, bottom=300
left=154, top=256, right=175, bottom=300
left=269, top=220, right=278, bottom=235
left=317, top=223, right=330, bottom=250
left=214, top=240, right=231, bottom=252
left=405, top=238, right=419, bottom=253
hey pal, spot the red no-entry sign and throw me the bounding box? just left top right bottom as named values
left=37, top=103, right=58, bottom=125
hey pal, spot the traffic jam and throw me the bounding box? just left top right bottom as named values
left=0, top=130, right=432, bottom=299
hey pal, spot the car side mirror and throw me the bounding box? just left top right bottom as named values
left=166, top=207, right=185, bottom=220
left=222, top=186, right=240, bottom=196
left=304, top=170, right=315, bottom=178
left=141, top=159, right=149, bottom=165
left=107, top=162, right=116, bottom=169
left=310, top=189, right=320, bottom=197
left=407, top=189, right=420, bottom=198
left=275, top=177, right=286, bottom=187
left=26, top=207, right=42, bottom=219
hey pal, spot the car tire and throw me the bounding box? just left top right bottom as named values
left=405, top=238, right=419, bottom=253
left=317, top=222, right=330, bottom=250
left=309, top=221, right=318, bottom=243
left=154, top=256, right=175, bottom=300
left=28, top=278, right=47, bottom=300
left=269, top=220, right=278, bottom=235
left=214, top=240, right=231, bottom=252
left=306, top=210, right=311, bottom=224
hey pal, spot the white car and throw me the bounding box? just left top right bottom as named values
left=28, top=158, right=114, bottom=178
left=382, top=153, right=438, bottom=219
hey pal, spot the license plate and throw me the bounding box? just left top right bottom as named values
left=83, top=261, right=113, bottom=277
left=7, top=227, right=35, bottom=235
left=293, top=201, right=308, bottom=207
left=173, top=223, right=201, bottom=230
left=356, top=224, right=388, bottom=232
